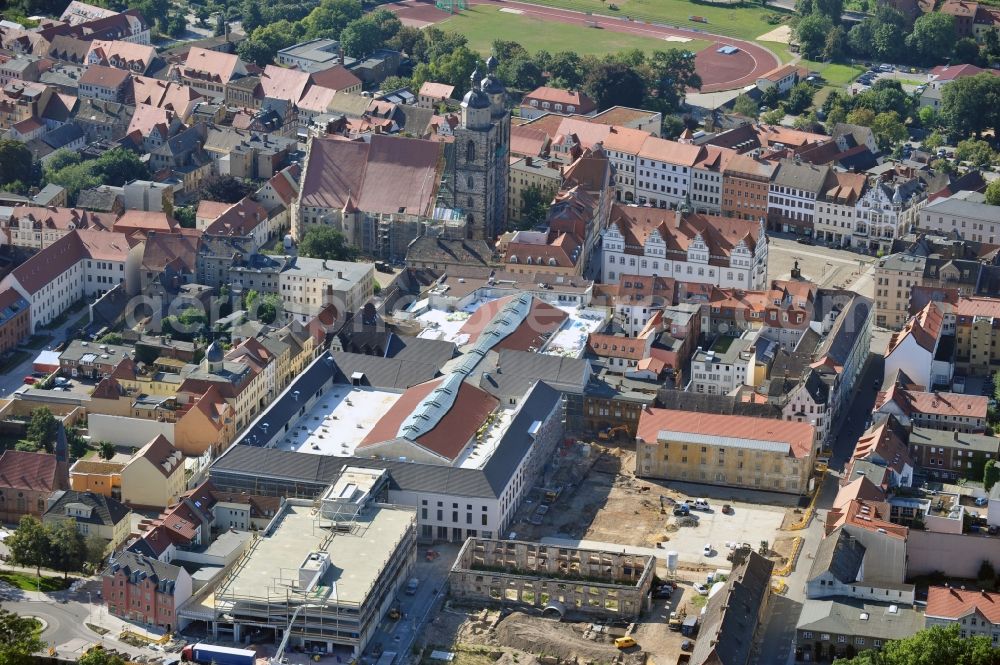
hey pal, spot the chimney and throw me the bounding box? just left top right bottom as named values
left=675, top=208, right=682, bottom=228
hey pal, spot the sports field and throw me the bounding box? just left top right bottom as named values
left=440, top=4, right=712, bottom=55
left=501, top=0, right=792, bottom=42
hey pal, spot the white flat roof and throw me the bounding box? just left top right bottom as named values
left=543, top=306, right=606, bottom=358
left=270, top=386, right=401, bottom=457
left=454, top=405, right=515, bottom=470
left=413, top=297, right=493, bottom=345
left=218, top=502, right=413, bottom=606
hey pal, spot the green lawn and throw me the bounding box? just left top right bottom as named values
left=808, top=62, right=865, bottom=86
left=442, top=5, right=711, bottom=55
left=0, top=571, right=73, bottom=592
left=497, top=0, right=792, bottom=42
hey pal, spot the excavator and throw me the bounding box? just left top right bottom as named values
left=597, top=425, right=629, bottom=441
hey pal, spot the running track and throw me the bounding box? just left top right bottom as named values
left=387, top=0, right=780, bottom=92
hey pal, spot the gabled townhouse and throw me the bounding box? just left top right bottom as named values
left=601, top=204, right=768, bottom=289
left=600, top=274, right=677, bottom=337
left=120, top=434, right=185, bottom=508
left=635, top=137, right=702, bottom=209
left=854, top=171, right=928, bottom=254
left=78, top=64, right=131, bottom=102
left=689, top=144, right=736, bottom=215
left=519, top=86, right=596, bottom=120
left=72, top=99, right=133, bottom=142
left=926, top=586, right=1000, bottom=640
left=202, top=196, right=272, bottom=251
left=814, top=171, right=867, bottom=248
left=131, top=75, right=202, bottom=122
left=43, top=489, right=131, bottom=549
left=851, top=419, right=915, bottom=488
left=875, top=383, right=988, bottom=433
left=173, top=46, right=247, bottom=96
left=0, top=81, right=52, bottom=131
left=882, top=301, right=951, bottom=390
left=4, top=205, right=117, bottom=249
left=0, top=229, right=141, bottom=333
left=721, top=153, right=777, bottom=222
left=102, top=551, right=191, bottom=632
left=767, top=158, right=832, bottom=237
left=125, top=103, right=183, bottom=151
left=86, top=39, right=155, bottom=74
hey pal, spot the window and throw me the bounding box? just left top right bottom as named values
left=466, top=140, right=476, bottom=162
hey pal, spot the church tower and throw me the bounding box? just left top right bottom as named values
left=453, top=56, right=510, bottom=242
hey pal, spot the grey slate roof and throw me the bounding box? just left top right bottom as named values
left=329, top=350, right=440, bottom=389
left=808, top=527, right=864, bottom=585
left=45, top=489, right=130, bottom=527
left=105, top=551, right=183, bottom=594
left=814, top=292, right=872, bottom=367
left=475, top=349, right=590, bottom=399
left=796, top=597, right=925, bottom=639
left=773, top=159, right=831, bottom=194
left=405, top=237, right=494, bottom=268
left=690, top=551, right=774, bottom=665
left=908, top=427, right=1000, bottom=454
left=41, top=122, right=84, bottom=149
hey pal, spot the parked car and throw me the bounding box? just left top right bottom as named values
left=703, top=543, right=713, bottom=557
left=976, top=497, right=989, bottom=507
left=614, top=637, right=637, bottom=650
left=796, top=236, right=814, bottom=245
left=23, top=376, right=36, bottom=385
left=722, top=504, right=734, bottom=515
left=693, top=583, right=709, bottom=595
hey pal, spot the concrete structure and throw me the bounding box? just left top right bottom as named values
left=689, top=330, right=758, bottom=395
left=120, top=435, right=186, bottom=508
left=756, top=64, right=808, bottom=94
left=200, top=470, right=416, bottom=658
left=955, top=297, right=1000, bottom=377
left=636, top=409, right=816, bottom=494
left=449, top=538, right=655, bottom=619
left=69, top=459, right=124, bottom=498
left=918, top=191, right=1000, bottom=245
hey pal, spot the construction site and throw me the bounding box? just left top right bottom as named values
left=448, top=539, right=656, bottom=620
left=183, top=468, right=417, bottom=661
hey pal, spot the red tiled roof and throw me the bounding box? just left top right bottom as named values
left=131, top=435, right=183, bottom=478
left=419, top=81, right=454, bottom=99
left=523, top=86, right=595, bottom=112
left=360, top=377, right=499, bottom=461
left=310, top=64, right=361, bottom=92
left=887, top=301, right=944, bottom=355
left=299, top=134, right=442, bottom=216
left=114, top=209, right=178, bottom=234
left=637, top=408, right=815, bottom=459
left=927, top=586, right=1000, bottom=623
left=79, top=63, right=129, bottom=88
left=459, top=295, right=568, bottom=351
left=261, top=64, right=310, bottom=103
left=0, top=450, right=60, bottom=491
left=877, top=388, right=988, bottom=420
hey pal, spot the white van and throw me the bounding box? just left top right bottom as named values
left=693, top=498, right=710, bottom=510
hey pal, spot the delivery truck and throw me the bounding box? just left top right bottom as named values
left=182, top=644, right=257, bottom=665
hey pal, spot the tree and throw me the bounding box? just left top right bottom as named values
left=836, top=624, right=998, bottom=665
left=411, top=46, right=480, bottom=94
left=48, top=519, right=86, bottom=579
left=584, top=61, right=646, bottom=111
left=814, top=0, right=843, bottom=22
left=99, top=441, right=116, bottom=460
left=44, top=149, right=82, bottom=175
left=240, top=0, right=263, bottom=32
left=298, top=226, right=359, bottom=262
left=200, top=175, right=253, bottom=203
left=26, top=407, right=58, bottom=454
left=302, top=0, right=363, bottom=40
left=340, top=17, right=382, bottom=58
left=986, top=460, right=1000, bottom=491
left=387, top=25, right=424, bottom=57
left=0, top=608, right=45, bottom=665
left=870, top=111, right=908, bottom=150
left=166, top=12, right=187, bottom=38
left=214, top=12, right=226, bottom=36
left=954, top=37, right=983, bottom=66
left=643, top=49, right=701, bottom=114
left=979, top=559, right=997, bottom=587
left=6, top=515, right=50, bottom=577
left=795, top=13, right=833, bottom=60
left=43, top=161, right=99, bottom=205
left=907, top=12, right=956, bottom=66
left=93, top=147, right=149, bottom=186
left=257, top=294, right=280, bottom=324
left=546, top=51, right=583, bottom=89
left=78, top=647, right=127, bottom=665
left=761, top=108, right=786, bottom=125
left=661, top=115, right=685, bottom=139
left=986, top=179, right=1000, bottom=206
left=941, top=72, right=1000, bottom=139
left=846, top=107, right=876, bottom=127
left=923, top=130, right=947, bottom=151
left=84, top=534, right=108, bottom=569
left=502, top=57, right=544, bottom=91
left=66, top=428, right=88, bottom=459
left=237, top=20, right=303, bottom=67
left=918, top=106, right=938, bottom=128
left=175, top=205, right=196, bottom=228
left=785, top=82, right=816, bottom=115
left=732, top=94, right=759, bottom=119
left=519, top=185, right=552, bottom=230
left=823, top=25, right=846, bottom=62
left=955, top=138, right=997, bottom=167
left=853, top=79, right=912, bottom=117
left=931, top=157, right=956, bottom=175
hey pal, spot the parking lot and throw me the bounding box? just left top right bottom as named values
left=663, top=499, right=786, bottom=566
